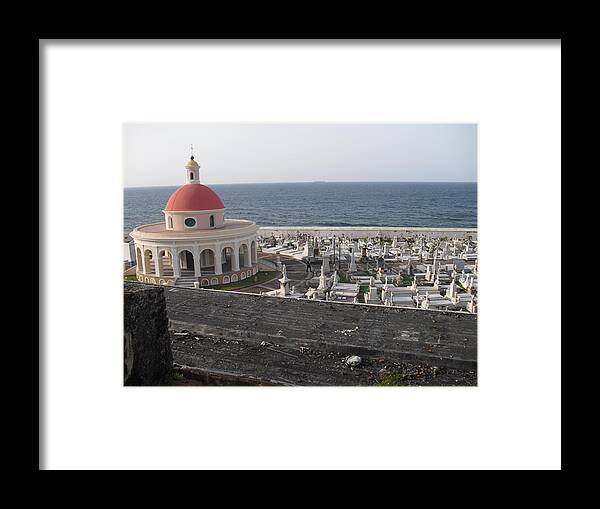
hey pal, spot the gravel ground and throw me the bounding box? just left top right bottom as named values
left=168, top=330, right=477, bottom=386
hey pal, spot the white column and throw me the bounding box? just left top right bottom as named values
left=233, top=243, right=240, bottom=271
left=349, top=251, right=356, bottom=272
left=244, top=242, right=252, bottom=267
left=171, top=248, right=181, bottom=278
left=135, top=246, right=141, bottom=272
left=153, top=247, right=162, bottom=276
left=141, top=246, right=148, bottom=274
left=214, top=247, right=223, bottom=275
left=193, top=246, right=202, bottom=278
left=135, top=245, right=142, bottom=270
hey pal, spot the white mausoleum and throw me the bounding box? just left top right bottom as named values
left=130, top=154, right=259, bottom=287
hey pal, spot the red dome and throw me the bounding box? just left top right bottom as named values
left=164, top=184, right=225, bottom=212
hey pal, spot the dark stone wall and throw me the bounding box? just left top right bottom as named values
left=124, top=282, right=173, bottom=385
left=163, top=285, right=477, bottom=369
left=124, top=282, right=477, bottom=385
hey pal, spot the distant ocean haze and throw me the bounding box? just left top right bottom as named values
left=124, top=182, right=477, bottom=236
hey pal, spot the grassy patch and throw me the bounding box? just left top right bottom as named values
left=399, top=275, right=413, bottom=286
left=123, top=274, right=138, bottom=281
left=375, top=371, right=408, bottom=386
left=375, top=365, right=436, bottom=386
left=337, top=271, right=351, bottom=283
left=357, top=285, right=369, bottom=303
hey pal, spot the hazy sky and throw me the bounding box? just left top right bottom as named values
left=123, top=123, right=477, bottom=187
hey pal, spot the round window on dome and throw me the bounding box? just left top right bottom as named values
left=184, top=217, right=196, bottom=228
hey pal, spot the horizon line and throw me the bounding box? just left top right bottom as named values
left=125, top=180, right=477, bottom=189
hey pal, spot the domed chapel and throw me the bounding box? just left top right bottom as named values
left=130, top=153, right=259, bottom=287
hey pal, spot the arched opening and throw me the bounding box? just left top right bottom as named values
left=190, top=172, right=194, bottom=180
left=251, top=240, right=257, bottom=264
left=158, top=250, right=173, bottom=276
left=239, top=244, right=249, bottom=268
left=221, top=247, right=233, bottom=273
left=200, top=249, right=215, bottom=274
left=210, top=215, right=215, bottom=228
left=168, top=216, right=173, bottom=229
left=178, top=250, right=194, bottom=275
left=143, top=249, right=155, bottom=274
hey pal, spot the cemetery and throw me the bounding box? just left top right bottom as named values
left=258, top=229, right=478, bottom=314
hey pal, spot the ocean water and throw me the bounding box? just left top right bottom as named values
left=124, top=182, right=477, bottom=236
